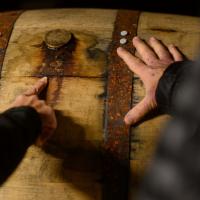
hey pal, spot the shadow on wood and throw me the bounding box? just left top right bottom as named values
left=42, top=110, right=103, bottom=198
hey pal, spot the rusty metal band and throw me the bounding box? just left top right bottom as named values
left=0, top=11, right=23, bottom=76
left=103, top=10, right=140, bottom=200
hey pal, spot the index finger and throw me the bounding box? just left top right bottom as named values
left=117, top=47, right=146, bottom=78
left=24, top=77, right=48, bottom=96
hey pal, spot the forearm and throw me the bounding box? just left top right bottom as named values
left=0, top=106, right=41, bottom=185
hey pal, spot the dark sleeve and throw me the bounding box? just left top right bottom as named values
left=138, top=60, right=200, bottom=200
left=0, top=106, right=41, bottom=185
left=156, top=60, right=195, bottom=115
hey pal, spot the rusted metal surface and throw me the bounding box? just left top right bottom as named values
left=0, top=11, right=23, bottom=76
left=103, top=10, right=140, bottom=200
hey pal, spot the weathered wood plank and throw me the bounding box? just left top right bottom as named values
left=136, top=12, right=200, bottom=59
left=2, top=9, right=200, bottom=200
left=0, top=11, right=22, bottom=76
left=0, top=76, right=105, bottom=200
left=2, top=31, right=108, bottom=77
left=1, top=9, right=117, bottom=78
left=0, top=9, right=117, bottom=200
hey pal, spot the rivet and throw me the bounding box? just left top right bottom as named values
left=120, top=30, right=128, bottom=36
left=120, top=38, right=127, bottom=45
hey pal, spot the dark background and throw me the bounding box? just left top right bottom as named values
left=0, top=0, right=199, bottom=16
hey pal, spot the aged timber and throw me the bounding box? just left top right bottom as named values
left=0, top=9, right=117, bottom=200
left=0, top=11, right=22, bottom=76
left=103, top=10, right=140, bottom=200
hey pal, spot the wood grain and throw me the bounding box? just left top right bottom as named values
left=1, top=9, right=117, bottom=78
left=0, top=9, right=116, bottom=200
left=0, top=11, right=22, bottom=75
left=1, top=9, right=200, bottom=200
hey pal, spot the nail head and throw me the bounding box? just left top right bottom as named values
left=120, top=38, right=127, bottom=45
left=120, top=30, right=128, bottom=36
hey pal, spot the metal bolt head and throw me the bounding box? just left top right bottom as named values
left=120, top=30, right=128, bottom=36
left=120, top=38, right=127, bottom=45
left=45, top=29, right=72, bottom=50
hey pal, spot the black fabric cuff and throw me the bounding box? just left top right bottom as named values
left=155, top=61, right=194, bottom=114
left=3, top=106, right=42, bottom=147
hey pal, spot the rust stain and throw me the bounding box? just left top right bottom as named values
left=46, top=77, right=63, bottom=107
left=0, top=11, right=23, bottom=77
left=31, top=31, right=108, bottom=104
left=0, top=30, right=108, bottom=104
left=36, top=34, right=76, bottom=77
left=103, top=10, right=140, bottom=200
left=2, top=30, right=107, bottom=80
left=31, top=31, right=107, bottom=78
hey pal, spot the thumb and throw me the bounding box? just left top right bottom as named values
left=35, top=127, right=54, bottom=147
left=124, top=96, right=152, bottom=125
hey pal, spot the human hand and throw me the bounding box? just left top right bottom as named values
left=117, top=36, right=184, bottom=125
left=10, top=77, right=57, bottom=146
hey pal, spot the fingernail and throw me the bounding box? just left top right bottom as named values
left=150, top=36, right=156, bottom=41
left=117, top=47, right=124, bottom=53
left=169, top=44, right=175, bottom=48
left=124, top=116, right=132, bottom=125
left=41, top=77, right=48, bottom=83
left=133, top=36, right=140, bottom=41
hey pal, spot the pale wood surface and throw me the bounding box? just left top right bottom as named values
left=0, top=9, right=116, bottom=200
left=1, top=9, right=200, bottom=200
left=2, top=9, right=117, bottom=78
left=130, top=12, right=200, bottom=199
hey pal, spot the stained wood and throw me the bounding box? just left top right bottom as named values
left=1, top=9, right=117, bottom=78
left=1, top=9, right=200, bottom=200
left=0, top=9, right=117, bottom=200
left=0, top=11, right=22, bottom=75
left=130, top=12, right=200, bottom=199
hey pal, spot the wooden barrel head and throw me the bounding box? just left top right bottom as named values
left=0, top=9, right=200, bottom=200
